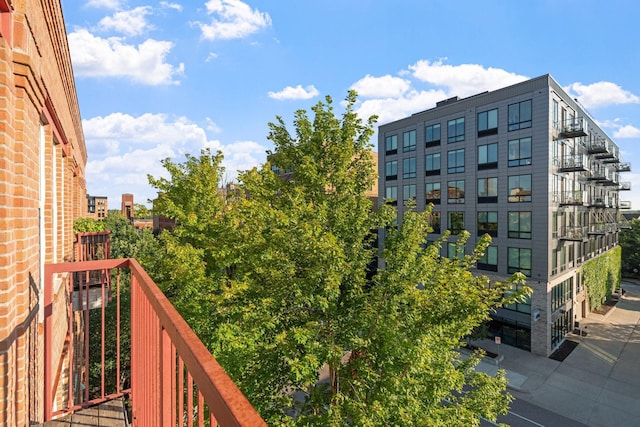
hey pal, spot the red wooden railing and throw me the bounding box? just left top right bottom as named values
left=44, top=259, right=266, bottom=426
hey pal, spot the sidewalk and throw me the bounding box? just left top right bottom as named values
left=474, top=280, right=640, bottom=427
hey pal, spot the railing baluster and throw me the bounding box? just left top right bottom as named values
left=178, top=357, right=184, bottom=427
left=198, top=390, right=204, bottom=426
left=187, top=372, right=194, bottom=427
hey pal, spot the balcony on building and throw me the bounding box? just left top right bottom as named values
left=558, top=226, right=587, bottom=241
left=617, top=181, right=631, bottom=191
left=620, top=200, right=632, bottom=210
left=557, top=155, right=587, bottom=173
left=43, top=232, right=265, bottom=426
left=588, top=222, right=614, bottom=235
left=586, top=136, right=609, bottom=155
left=616, top=162, right=631, bottom=172
left=588, top=197, right=606, bottom=208
left=559, top=117, right=588, bottom=138
left=595, top=143, right=618, bottom=161
left=558, top=191, right=584, bottom=206
left=618, top=215, right=633, bottom=229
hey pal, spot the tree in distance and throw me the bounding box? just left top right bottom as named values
left=149, top=91, right=531, bottom=426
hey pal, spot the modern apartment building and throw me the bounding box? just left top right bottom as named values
left=86, top=194, right=108, bottom=220
left=378, top=75, right=631, bottom=356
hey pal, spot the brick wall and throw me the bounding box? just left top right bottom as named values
left=0, top=1, right=86, bottom=425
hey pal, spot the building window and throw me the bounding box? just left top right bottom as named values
left=447, top=117, right=465, bottom=143
left=477, top=246, right=498, bottom=271
left=403, top=157, right=416, bottom=179
left=478, top=143, right=498, bottom=170
left=428, top=211, right=441, bottom=234
left=478, top=211, right=498, bottom=237
left=403, top=184, right=416, bottom=202
left=503, top=283, right=531, bottom=313
left=425, top=123, right=441, bottom=147
left=426, top=182, right=441, bottom=205
left=425, top=153, right=440, bottom=176
left=403, top=130, right=416, bottom=152
left=508, top=247, right=532, bottom=276
left=477, top=177, right=498, bottom=203
left=447, top=149, right=465, bottom=174
left=449, top=212, right=464, bottom=235
left=385, top=160, right=397, bottom=180
left=447, top=242, right=464, bottom=260
left=478, top=108, right=498, bottom=137
left=508, top=137, right=532, bottom=167
left=508, top=212, right=531, bottom=239
left=385, top=135, right=397, bottom=155
left=508, top=100, right=532, bottom=131
left=551, top=277, right=573, bottom=312
left=552, top=99, right=559, bottom=130
left=508, top=174, right=532, bottom=202
left=385, top=186, right=397, bottom=205
left=447, top=180, right=465, bottom=204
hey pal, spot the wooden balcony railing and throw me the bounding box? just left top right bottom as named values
left=44, top=259, right=266, bottom=426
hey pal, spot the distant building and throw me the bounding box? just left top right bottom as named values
left=86, top=194, right=108, bottom=220
left=378, top=74, right=632, bottom=357
left=121, top=193, right=134, bottom=222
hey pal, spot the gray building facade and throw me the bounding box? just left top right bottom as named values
left=377, top=74, right=632, bottom=356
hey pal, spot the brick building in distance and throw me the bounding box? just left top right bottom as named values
left=86, top=194, right=108, bottom=220
left=0, top=1, right=87, bottom=424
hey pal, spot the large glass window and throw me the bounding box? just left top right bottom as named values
left=508, top=247, right=532, bottom=276
left=403, top=157, right=416, bottom=179
left=425, top=123, right=441, bottom=147
left=449, top=212, right=464, bottom=235
left=508, top=212, right=532, bottom=239
left=425, top=153, right=440, bottom=176
left=477, top=246, right=498, bottom=271
left=478, top=143, right=498, bottom=170
left=385, top=186, right=397, bottom=204
left=403, top=184, right=416, bottom=202
left=385, top=160, right=397, bottom=180
left=508, top=137, right=532, bottom=167
left=552, top=99, right=559, bottom=130
left=426, top=182, right=441, bottom=205
left=478, top=108, right=498, bottom=137
left=403, top=130, right=416, bottom=152
left=508, top=175, right=532, bottom=202
left=508, top=100, right=532, bottom=131
left=478, top=177, right=498, bottom=203
left=447, top=149, right=465, bottom=174
left=447, top=242, right=464, bottom=260
left=428, top=211, right=441, bottom=233
left=478, top=211, right=498, bottom=237
left=447, top=117, right=465, bottom=143
left=447, top=180, right=465, bottom=204
left=385, top=135, right=398, bottom=155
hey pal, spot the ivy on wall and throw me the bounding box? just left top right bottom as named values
left=582, top=247, right=622, bottom=311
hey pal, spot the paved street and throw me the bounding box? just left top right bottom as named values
left=475, top=279, right=640, bottom=427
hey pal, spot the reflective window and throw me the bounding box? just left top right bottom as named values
left=508, top=100, right=532, bottom=131
left=447, top=117, right=465, bottom=143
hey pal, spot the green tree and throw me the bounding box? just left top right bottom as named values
left=150, top=92, right=529, bottom=426
left=73, top=217, right=106, bottom=233
left=620, top=218, right=640, bottom=279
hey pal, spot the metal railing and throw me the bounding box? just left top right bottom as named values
left=44, top=259, right=266, bottom=426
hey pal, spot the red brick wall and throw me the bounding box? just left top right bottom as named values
left=0, top=1, right=86, bottom=425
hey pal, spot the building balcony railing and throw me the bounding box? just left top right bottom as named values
left=556, top=155, right=587, bottom=173
left=44, top=258, right=266, bottom=426
left=618, top=215, right=633, bottom=229
left=559, top=117, right=588, bottom=138
left=618, top=181, right=631, bottom=191
left=588, top=198, right=606, bottom=208
left=585, top=136, right=609, bottom=155
left=616, top=162, right=631, bottom=172
left=620, top=200, right=632, bottom=210
left=558, top=226, right=587, bottom=241
left=557, top=191, right=584, bottom=206
left=587, top=223, right=616, bottom=235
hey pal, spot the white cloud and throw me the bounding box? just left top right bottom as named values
left=409, top=59, right=529, bottom=98
left=160, top=1, right=183, bottom=11
left=268, top=85, right=319, bottom=100
left=205, top=52, right=219, bottom=62
left=356, top=89, right=448, bottom=126
left=614, top=125, right=640, bottom=139
left=86, top=0, right=122, bottom=9
left=565, top=81, right=640, bottom=109
left=97, top=6, right=154, bottom=36
left=83, top=112, right=267, bottom=204
left=350, top=74, right=411, bottom=98
left=68, top=29, right=184, bottom=85
left=198, top=0, right=272, bottom=41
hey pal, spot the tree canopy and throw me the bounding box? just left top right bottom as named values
left=620, top=217, right=640, bottom=279
left=149, top=91, right=529, bottom=426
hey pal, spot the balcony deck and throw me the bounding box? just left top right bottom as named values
left=42, top=399, right=127, bottom=426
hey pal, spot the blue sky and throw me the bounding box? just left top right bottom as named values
left=62, top=0, right=640, bottom=209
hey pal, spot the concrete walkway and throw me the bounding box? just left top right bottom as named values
left=474, top=279, right=640, bottom=427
